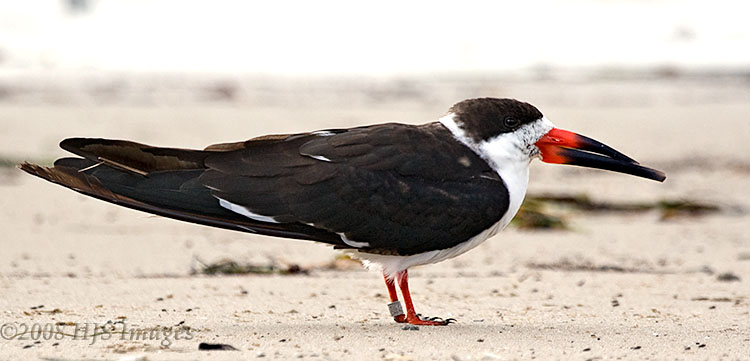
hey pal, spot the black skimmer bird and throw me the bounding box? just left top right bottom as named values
left=21, top=98, right=665, bottom=326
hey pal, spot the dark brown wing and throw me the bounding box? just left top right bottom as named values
left=201, top=123, right=510, bottom=256
left=59, top=138, right=210, bottom=172
left=20, top=139, right=343, bottom=245
left=21, top=124, right=509, bottom=256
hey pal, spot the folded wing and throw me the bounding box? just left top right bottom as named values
left=21, top=123, right=509, bottom=256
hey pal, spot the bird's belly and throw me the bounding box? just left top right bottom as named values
left=351, top=216, right=509, bottom=279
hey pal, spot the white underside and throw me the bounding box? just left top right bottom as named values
left=352, top=217, right=509, bottom=279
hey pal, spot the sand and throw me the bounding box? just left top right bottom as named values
left=0, top=75, right=748, bottom=360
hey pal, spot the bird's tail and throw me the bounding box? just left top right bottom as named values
left=19, top=138, right=338, bottom=242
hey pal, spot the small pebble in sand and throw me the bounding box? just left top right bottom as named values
left=198, top=343, right=239, bottom=351
left=716, top=272, right=740, bottom=282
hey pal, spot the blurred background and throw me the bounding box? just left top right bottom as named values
left=1, top=3, right=749, bottom=358
left=0, top=0, right=748, bottom=157
left=2, top=0, right=749, bottom=73
left=1, top=0, right=749, bottom=278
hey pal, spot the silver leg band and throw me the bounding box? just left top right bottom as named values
left=388, top=301, right=404, bottom=317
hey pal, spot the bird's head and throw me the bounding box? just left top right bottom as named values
left=442, top=98, right=666, bottom=182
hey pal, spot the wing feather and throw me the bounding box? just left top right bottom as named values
left=24, top=123, right=509, bottom=257
left=202, top=123, right=509, bottom=255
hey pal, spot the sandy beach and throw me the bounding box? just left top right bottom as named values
left=0, top=76, right=748, bottom=360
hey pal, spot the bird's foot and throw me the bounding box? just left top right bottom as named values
left=406, top=314, right=456, bottom=326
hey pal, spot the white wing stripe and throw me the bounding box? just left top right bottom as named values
left=218, top=198, right=281, bottom=224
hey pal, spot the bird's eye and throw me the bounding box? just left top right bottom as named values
left=504, top=118, right=521, bottom=128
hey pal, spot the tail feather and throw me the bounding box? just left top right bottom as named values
left=19, top=151, right=342, bottom=244
left=53, top=157, right=225, bottom=217
left=59, top=138, right=210, bottom=173
left=19, top=161, right=262, bottom=234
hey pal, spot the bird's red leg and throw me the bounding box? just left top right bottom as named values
left=395, top=270, right=454, bottom=326
left=383, top=273, right=407, bottom=323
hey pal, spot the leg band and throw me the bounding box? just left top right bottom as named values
left=388, top=301, right=404, bottom=317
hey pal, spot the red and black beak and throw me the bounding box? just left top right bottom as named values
left=535, top=128, right=666, bottom=182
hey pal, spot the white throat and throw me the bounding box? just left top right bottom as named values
left=439, top=114, right=555, bottom=233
